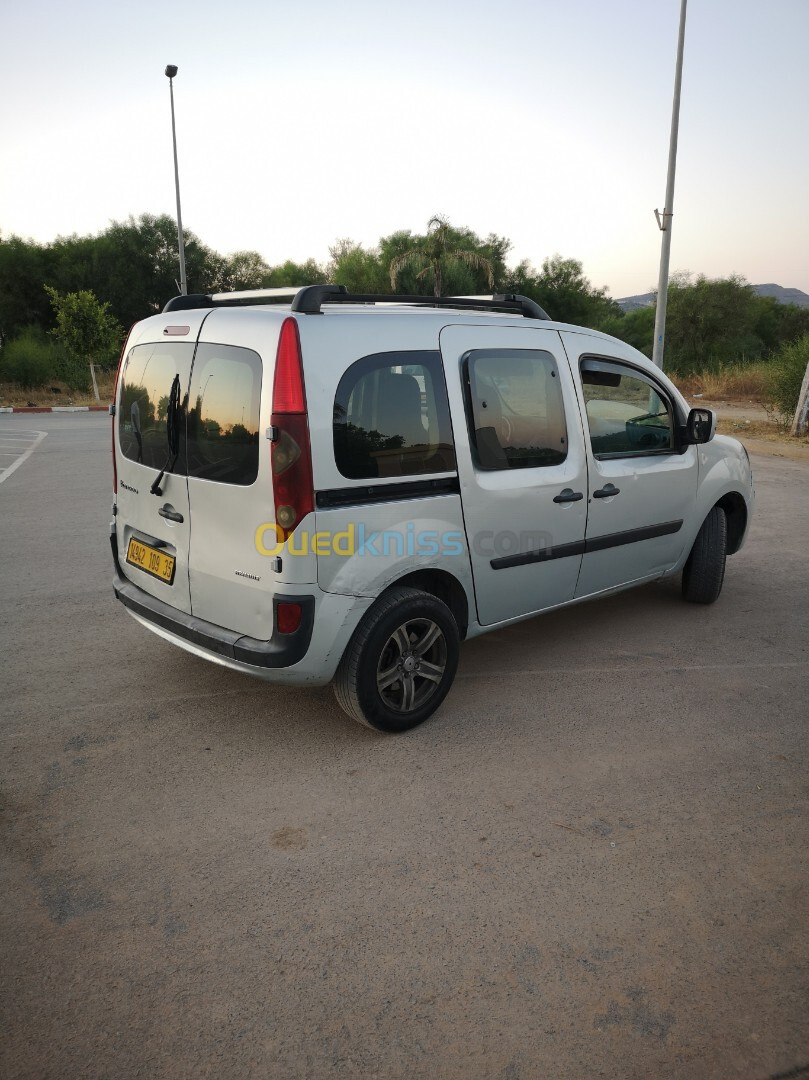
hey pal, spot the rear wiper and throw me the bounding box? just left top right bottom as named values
left=150, top=374, right=182, bottom=496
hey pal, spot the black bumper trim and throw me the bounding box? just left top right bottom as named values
left=490, top=520, right=683, bottom=570
left=111, top=533, right=314, bottom=668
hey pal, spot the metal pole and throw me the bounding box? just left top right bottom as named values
left=652, top=0, right=688, bottom=369
left=166, top=67, right=187, bottom=296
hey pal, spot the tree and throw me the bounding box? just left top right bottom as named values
left=389, top=216, right=495, bottom=297
left=662, top=273, right=762, bottom=374
left=45, top=287, right=122, bottom=398
left=600, top=305, right=656, bottom=357
left=262, top=258, right=328, bottom=288
left=97, top=214, right=228, bottom=321
left=0, top=233, right=55, bottom=343
left=222, top=250, right=272, bottom=291
left=328, top=240, right=388, bottom=293
left=508, top=255, right=620, bottom=327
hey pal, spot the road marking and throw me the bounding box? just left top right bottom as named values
left=0, top=430, right=47, bottom=484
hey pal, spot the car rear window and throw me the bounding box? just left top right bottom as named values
left=185, top=344, right=262, bottom=486
left=118, top=343, right=194, bottom=473
left=333, top=351, right=456, bottom=480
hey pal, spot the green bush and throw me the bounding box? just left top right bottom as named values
left=766, top=334, right=809, bottom=425
left=0, top=327, right=66, bottom=389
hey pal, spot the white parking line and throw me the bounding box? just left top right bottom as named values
left=0, top=431, right=47, bottom=484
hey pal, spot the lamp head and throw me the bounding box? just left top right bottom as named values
left=165, top=65, right=178, bottom=79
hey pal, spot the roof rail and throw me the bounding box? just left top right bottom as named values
left=291, top=286, right=550, bottom=319
left=163, top=284, right=551, bottom=320
left=163, top=287, right=304, bottom=313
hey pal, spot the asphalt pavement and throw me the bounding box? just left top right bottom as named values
left=1, top=413, right=807, bottom=1079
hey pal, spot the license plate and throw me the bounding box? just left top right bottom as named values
left=126, top=537, right=176, bottom=585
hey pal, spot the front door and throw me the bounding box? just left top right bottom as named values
left=560, top=336, right=698, bottom=599
left=440, top=324, right=589, bottom=626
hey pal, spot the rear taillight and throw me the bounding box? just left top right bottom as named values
left=111, top=327, right=134, bottom=495
left=271, top=318, right=313, bottom=540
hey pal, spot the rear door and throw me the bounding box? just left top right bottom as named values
left=185, top=315, right=273, bottom=639
left=440, top=323, right=589, bottom=626
left=115, top=338, right=196, bottom=613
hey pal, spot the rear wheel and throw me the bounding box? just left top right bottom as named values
left=682, top=506, right=727, bottom=604
left=334, top=586, right=460, bottom=732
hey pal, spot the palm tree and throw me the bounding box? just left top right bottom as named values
left=389, top=216, right=495, bottom=298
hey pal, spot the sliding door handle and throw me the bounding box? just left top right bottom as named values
left=553, top=488, right=584, bottom=504
left=593, top=484, right=620, bottom=499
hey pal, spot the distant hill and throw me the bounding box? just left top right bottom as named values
left=750, top=284, right=809, bottom=307
left=616, top=283, right=809, bottom=313
left=617, top=292, right=656, bottom=312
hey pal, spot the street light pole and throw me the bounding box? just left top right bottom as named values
left=652, top=0, right=688, bottom=369
left=165, top=65, right=187, bottom=296
left=199, top=374, right=214, bottom=414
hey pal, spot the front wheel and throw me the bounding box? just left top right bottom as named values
left=334, top=586, right=460, bottom=732
left=682, top=506, right=727, bottom=604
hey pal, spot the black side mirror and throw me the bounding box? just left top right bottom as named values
left=686, top=407, right=717, bottom=445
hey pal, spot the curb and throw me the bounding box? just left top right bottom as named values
left=0, top=405, right=110, bottom=414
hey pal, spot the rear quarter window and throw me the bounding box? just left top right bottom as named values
left=333, top=351, right=456, bottom=480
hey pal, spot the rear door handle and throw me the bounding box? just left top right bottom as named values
left=158, top=505, right=184, bottom=523
left=553, top=488, right=584, bottom=503
left=593, top=484, right=620, bottom=499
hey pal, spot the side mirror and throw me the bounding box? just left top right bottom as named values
left=686, top=407, right=717, bottom=445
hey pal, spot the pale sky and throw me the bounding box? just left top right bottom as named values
left=2, top=0, right=807, bottom=299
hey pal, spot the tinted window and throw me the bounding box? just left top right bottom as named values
left=186, top=344, right=262, bottom=486
left=465, top=349, right=567, bottom=470
left=334, top=351, right=456, bottom=479
left=581, top=359, right=673, bottom=457
left=118, top=343, right=194, bottom=472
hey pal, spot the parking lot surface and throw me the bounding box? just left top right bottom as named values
left=1, top=413, right=807, bottom=1079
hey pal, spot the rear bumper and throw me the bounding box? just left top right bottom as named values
left=111, top=532, right=315, bottom=669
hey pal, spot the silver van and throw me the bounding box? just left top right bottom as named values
left=111, top=286, right=754, bottom=731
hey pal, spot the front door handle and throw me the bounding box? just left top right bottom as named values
left=553, top=488, right=584, bottom=504
left=158, top=505, right=184, bottom=523
left=593, top=484, right=621, bottom=499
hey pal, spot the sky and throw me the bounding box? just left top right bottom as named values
left=1, top=0, right=807, bottom=299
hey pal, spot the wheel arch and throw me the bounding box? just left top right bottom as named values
left=714, top=491, right=748, bottom=555
left=384, top=568, right=470, bottom=639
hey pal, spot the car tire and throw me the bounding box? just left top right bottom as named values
left=682, top=506, right=727, bottom=604
left=334, top=586, right=460, bottom=733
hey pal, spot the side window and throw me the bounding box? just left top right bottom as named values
left=333, top=351, right=456, bottom=480
left=465, top=349, right=567, bottom=470
left=186, top=343, right=262, bottom=486
left=118, top=342, right=194, bottom=472
left=580, top=358, right=674, bottom=458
